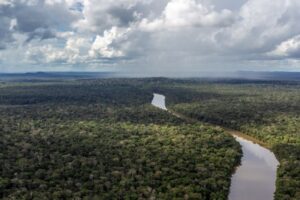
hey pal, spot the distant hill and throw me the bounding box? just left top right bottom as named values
left=234, top=71, right=300, bottom=81
left=1, top=71, right=300, bottom=81
left=0, top=72, right=115, bottom=81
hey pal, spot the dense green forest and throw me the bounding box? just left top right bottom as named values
left=1, top=78, right=299, bottom=199
left=0, top=79, right=241, bottom=199
left=153, top=79, right=300, bottom=200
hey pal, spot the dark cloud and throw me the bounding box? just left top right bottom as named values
left=108, top=6, right=137, bottom=27
left=0, top=0, right=79, bottom=47
left=0, top=16, right=14, bottom=49
left=13, top=1, right=78, bottom=32
left=25, top=28, right=56, bottom=42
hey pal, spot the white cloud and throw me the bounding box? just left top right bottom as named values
left=25, top=44, right=67, bottom=64
left=139, top=0, right=234, bottom=31
left=215, top=0, right=300, bottom=54
left=268, top=35, right=300, bottom=58
left=89, top=26, right=130, bottom=58
left=1, top=0, right=300, bottom=73
left=25, top=35, right=91, bottom=64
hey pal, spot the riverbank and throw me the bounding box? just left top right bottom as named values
left=152, top=93, right=279, bottom=200
left=169, top=109, right=270, bottom=148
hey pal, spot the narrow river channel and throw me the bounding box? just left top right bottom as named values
left=151, top=93, right=279, bottom=200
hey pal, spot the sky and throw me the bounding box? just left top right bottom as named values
left=0, top=0, right=300, bottom=75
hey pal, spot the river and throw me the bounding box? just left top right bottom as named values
left=151, top=93, right=279, bottom=200
left=151, top=93, right=167, bottom=110
left=228, top=134, right=279, bottom=200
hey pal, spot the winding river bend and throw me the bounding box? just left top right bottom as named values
left=151, top=93, right=279, bottom=200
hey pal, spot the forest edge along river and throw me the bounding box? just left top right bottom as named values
left=151, top=93, right=280, bottom=200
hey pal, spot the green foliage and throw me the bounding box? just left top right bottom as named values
left=0, top=79, right=241, bottom=199
left=2, top=78, right=299, bottom=199
left=159, top=80, right=300, bottom=200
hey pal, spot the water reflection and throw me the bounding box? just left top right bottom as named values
left=151, top=93, right=167, bottom=110
left=229, top=135, right=279, bottom=200
left=150, top=93, right=279, bottom=200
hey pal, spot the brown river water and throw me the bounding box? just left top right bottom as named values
left=151, top=94, right=279, bottom=200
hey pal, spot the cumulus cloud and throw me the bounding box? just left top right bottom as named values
left=89, top=27, right=130, bottom=59
left=1, top=0, right=300, bottom=73
left=26, top=44, right=68, bottom=64
left=215, top=0, right=300, bottom=55
left=26, top=35, right=91, bottom=64
left=139, top=0, right=235, bottom=31
left=75, top=0, right=147, bottom=33
left=0, top=0, right=80, bottom=47
left=268, top=35, right=300, bottom=58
